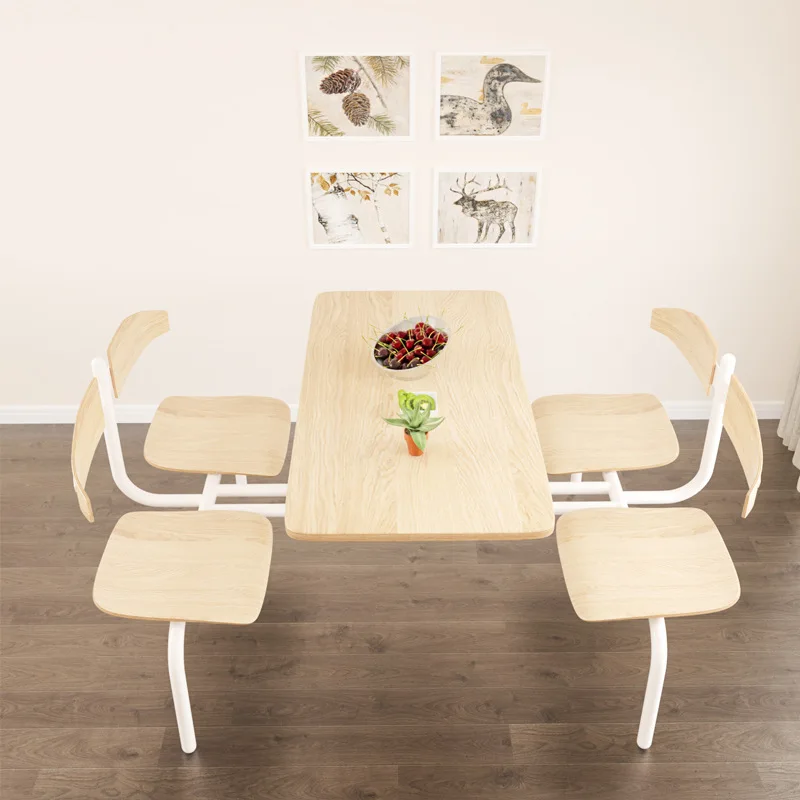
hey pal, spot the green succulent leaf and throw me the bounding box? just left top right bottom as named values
left=418, top=416, right=445, bottom=432
left=410, top=430, right=427, bottom=452
left=384, top=418, right=408, bottom=427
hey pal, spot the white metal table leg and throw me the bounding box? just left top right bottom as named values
left=235, top=475, right=247, bottom=487
left=168, top=621, right=197, bottom=754
left=637, top=616, right=668, bottom=750
left=570, top=473, right=583, bottom=483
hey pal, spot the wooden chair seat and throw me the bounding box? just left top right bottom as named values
left=93, top=511, right=273, bottom=625
left=143, top=396, right=291, bottom=477
left=532, top=393, right=679, bottom=475
left=556, top=507, right=740, bottom=623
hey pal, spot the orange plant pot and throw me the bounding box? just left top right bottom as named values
left=404, top=430, right=428, bottom=457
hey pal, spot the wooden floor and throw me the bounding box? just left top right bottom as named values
left=2, top=421, right=800, bottom=799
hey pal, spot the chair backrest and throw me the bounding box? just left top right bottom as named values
left=71, top=379, right=105, bottom=523
left=723, top=375, right=763, bottom=518
left=107, top=311, right=170, bottom=397
left=651, top=308, right=719, bottom=395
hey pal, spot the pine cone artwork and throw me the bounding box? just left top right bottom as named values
left=342, top=92, right=371, bottom=126
left=319, top=68, right=361, bottom=95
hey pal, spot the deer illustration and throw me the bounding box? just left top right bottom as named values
left=450, top=173, right=518, bottom=243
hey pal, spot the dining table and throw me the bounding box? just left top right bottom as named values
left=285, top=290, right=555, bottom=541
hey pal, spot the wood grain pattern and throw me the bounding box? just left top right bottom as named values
left=531, top=393, right=679, bottom=475
left=0, top=727, right=165, bottom=769
left=724, top=374, right=764, bottom=517
left=510, top=722, right=800, bottom=763
left=29, top=766, right=399, bottom=800
left=70, top=379, right=104, bottom=523
left=157, top=724, right=513, bottom=766
left=5, top=649, right=797, bottom=693
left=93, top=511, right=273, bottom=624
left=286, top=291, right=554, bottom=541
left=2, top=420, right=799, bottom=799
left=399, top=763, right=762, bottom=800
left=106, top=310, right=170, bottom=397
left=757, top=763, right=800, bottom=799
left=557, top=507, right=741, bottom=621
left=650, top=307, right=719, bottom=393
left=144, top=396, right=291, bottom=477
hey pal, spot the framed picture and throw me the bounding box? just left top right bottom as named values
left=302, top=55, right=413, bottom=140
left=436, top=53, right=549, bottom=138
left=307, top=170, right=412, bottom=248
left=434, top=169, right=541, bottom=247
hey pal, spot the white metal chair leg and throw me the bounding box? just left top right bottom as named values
left=168, top=621, right=197, bottom=754
left=235, top=475, right=247, bottom=486
left=637, top=616, right=667, bottom=750
left=570, top=473, right=582, bottom=483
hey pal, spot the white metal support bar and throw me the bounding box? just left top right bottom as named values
left=603, top=471, right=626, bottom=507
left=92, top=358, right=203, bottom=509
left=91, top=357, right=288, bottom=512
left=201, top=473, right=222, bottom=509
left=637, top=616, right=668, bottom=750
left=168, top=620, right=196, bottom=754
left=547, top=353, right=737, bottom=512
left=623, top=353, right=736, bottom=507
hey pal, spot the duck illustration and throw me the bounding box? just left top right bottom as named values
left=440, top=63, right=541, bottom=136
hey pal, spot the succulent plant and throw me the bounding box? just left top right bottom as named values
left=384, top=390, right=445, bottom=452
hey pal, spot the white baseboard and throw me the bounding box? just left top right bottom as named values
left=663, top=400, right=783, bottom=420
left=0, top=404, right=300, bottom=424
left=0, top=401, right=783, bottom=424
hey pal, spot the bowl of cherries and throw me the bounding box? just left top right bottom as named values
left=372, top=316, right=450, bottom=381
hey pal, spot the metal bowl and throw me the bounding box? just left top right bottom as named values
left=372, top=316, right=450, bottom=382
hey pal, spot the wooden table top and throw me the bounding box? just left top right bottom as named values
left=285, top=291, right=554, bottom=541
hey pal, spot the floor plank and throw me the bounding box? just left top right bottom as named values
left=510, top=722, right=800, bottom=763
left=29, top=766, right=399, bottom=800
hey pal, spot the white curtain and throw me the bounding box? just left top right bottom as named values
left=778, top=350, right=800, bottom=489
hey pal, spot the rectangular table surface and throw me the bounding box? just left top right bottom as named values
left=285, top=291, right=554, bottom=541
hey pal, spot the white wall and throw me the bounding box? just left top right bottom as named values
left=1, top=0, right=798, bottom=411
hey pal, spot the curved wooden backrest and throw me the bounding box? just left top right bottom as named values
left=651, top=308, right=719, bottom=395
left=723, top=375, right=763, bottom=518
left=71, top=379, right=105, bottom=523
left=107, top=311, right=170, bottom=397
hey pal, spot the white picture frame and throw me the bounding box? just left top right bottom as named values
left=306, top=168, right=413, bottom=249
left=301, top=53, right=415, bottom=141
left=435, top=52, right=550, bottom=140
left=433, top=168, right=542, bottom=248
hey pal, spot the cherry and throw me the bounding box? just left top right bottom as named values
left=425, top=348, right=436, bottom=358
left=379, top=334, right=392, bottom=344
left=421, top=337, right=433, bottom=348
